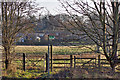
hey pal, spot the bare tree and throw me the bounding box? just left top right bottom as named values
left=58, top=0, right=120, bottom=71
left=1, top=1, right=42, bottom=70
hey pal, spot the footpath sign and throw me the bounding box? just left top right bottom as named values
left=49, top=36, right=55, bottom=39
left=47, top=35, right=55, bottom=77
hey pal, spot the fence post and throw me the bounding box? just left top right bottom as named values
left=70, top=55, right=72, bottom=68
left=44, top=54, right=45, bottom=73
left=74, top=56, right=76, bottom=69
left=50, top=45, right=52, bottom=72
left=23, top=53, right=25, bottom=71
left=98, top=55, right=101, bottom=70
left=95, top=58, right=97, bottom=67
left=46, top=53, right=48, bottom=72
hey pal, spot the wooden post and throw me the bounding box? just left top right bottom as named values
left=5, top=59, right=8, bottom=69
left=23, top=53, right=25, bottom=71
left=47, top=35, right=50, bottom=77
left=70, top=55, right=72, bottom=68
left=44, top=54, right=46, bottom=72
left=98, top=55, right=101, bottom=70
left=50, top=45, right=52, bottom=72
left=74, top=56, right=76, bottom=69
left=46, top=53, right=48, bottom=72
left=95, top=58, right=97, bottom=67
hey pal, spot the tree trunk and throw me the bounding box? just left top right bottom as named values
left=109, top=60, right=115, bottom=72
left=109, top=57, right=119, bottom=72
left=5, top=59, right=12, bottom=70
left=4, top=46, right=12, bottom=70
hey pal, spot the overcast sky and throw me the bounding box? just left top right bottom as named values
left=35, top=0, right=94, bottom=15
left=36, top=0, right=63, bottom=15
left=35, top=0, right=117, bottom=15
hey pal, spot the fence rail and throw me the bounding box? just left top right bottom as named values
left=53, top=59, right=71, bottom=61
left=46, top=54, right=73, bottom=71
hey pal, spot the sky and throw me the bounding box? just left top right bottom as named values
left=35, top=0, right=117, bottom=16
left=35, top=0, right=94, bottom=15
left=36, top=0, right=64, bottom=15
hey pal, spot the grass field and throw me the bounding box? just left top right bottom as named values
left=14, top=45, right=96, bottom=55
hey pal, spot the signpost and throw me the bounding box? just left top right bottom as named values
left=47, top=35, right=50, bottom=77
left=49, top=35, right=55, bottom=40
left=47, top=35, right=55, bottom=77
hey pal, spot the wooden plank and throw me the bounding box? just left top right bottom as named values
left=25, top=60, right=43, bottom=62
left=75, top=62, right=81, bottom=64
left=101, top=62, right=109, bottom=64
left=75, top=65, right=96, bottom=68
left=100, top=59, right=107, bottom=60
left=74, top=65, right=81, bottom=67
left=53, top=67, right=69, bottom=68
left=53, top=63, right=70, bottom=64
left=75, top=58, right=96, bottom=59
left=53, top=59, right=70, bottom=61
left=75, top=62, right=95, bottom=64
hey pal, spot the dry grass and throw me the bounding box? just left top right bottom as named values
left=15, top=46, right=48, bottom=54
left=15, top=46, right=94, bottom=55
left=51, top=67, right=120, bottom=78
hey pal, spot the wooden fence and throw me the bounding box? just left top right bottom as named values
left=2, top=53, right=45, bottom=71
left=52, top=55, right=73, bottom=69
left=2, top=53, right=120, bottom=72
left=45, top=53, right=73, bottom=72
left=46, top=54, right=100, bottom=71
left=74, top=56, right=96, bottom=69
left=46, top=54, right=120, bottom=71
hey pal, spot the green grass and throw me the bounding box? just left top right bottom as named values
left=2, top=59, right=47, bottom=78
